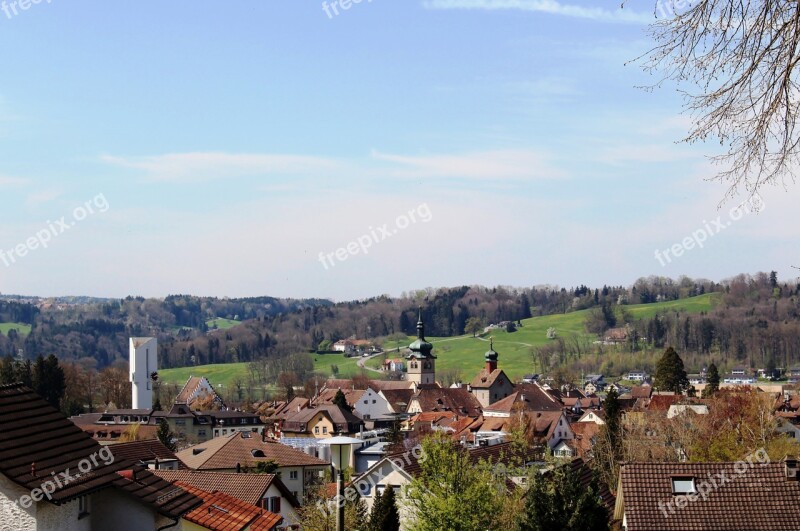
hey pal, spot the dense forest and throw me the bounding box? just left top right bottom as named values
left=2, top=273, right=800, bottom=381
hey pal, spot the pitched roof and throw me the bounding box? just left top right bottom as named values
left=176, top=432, right=329, bottom=470
left=107, top=439, right=187, bottom=468
left=175, top=482, right=283, bottom=531
left=485, top=383, right=562, bottom=415
left=283, top=404, right=363, bottom=432
left=410, top=387, right=482, bottom=417
left=311, top=388, right=365, bottom=408
left=631, top=385, right=653, bottom=399
left=0, top=383, right=201, bottom=518
left=152, top=470, right=299, bottom=507
left=176, top=376, right=225, bottom=406
left=470, top=368, right=509, bottom=389
left=380, top=389, right=415, bottom=413
left=617, top=462, right=800, bottom=530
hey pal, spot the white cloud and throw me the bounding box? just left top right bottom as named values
left=25, top=187, right=63, bottom=206
left=100, top=152, right=342, bottom=183
left=371, top=149, right=567, bottom=180
left=422, top=0, right=652, bottom=24
left=0, top=175, right=28, bottom=188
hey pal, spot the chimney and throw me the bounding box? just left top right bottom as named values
left=486, top=359, right=497, bottom=373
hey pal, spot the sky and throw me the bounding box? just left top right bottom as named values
left=0, top=0, right=796, bottom=301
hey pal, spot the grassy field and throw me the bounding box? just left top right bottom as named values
left=0, top=322, right=32, bottom=337
left=206, top=318, right=241, bottom=330
left=160, top=293, right=720, bottom=387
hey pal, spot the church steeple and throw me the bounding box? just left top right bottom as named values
left=485, top=338, right=498, bottom=373
left=406, top=308, right=436, bottom=385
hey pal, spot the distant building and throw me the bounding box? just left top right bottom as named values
left=470, top=340, right=514, bottom=407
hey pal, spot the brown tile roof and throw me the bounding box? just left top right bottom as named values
left=646, top=394, right=683, bottom=412
left=176, top=432, right=329, bottom=470
left=631, top=385, right=653, bottom=399
left=176, top=482, right=283, bottom=531
left=269, top=397, right=310, bottom=420
left=106, top=439, right=187, bottom=468
left=470, top=368, right=509, bottom=389
left=380, top=389, right=414, bottom=413
left=569, top=422, right=601, bottom=458
left=311, top=388, right=365, bottom=408
left=176, top=376, right=225, bottom=406
left=152, top=470, right=299, bottom=508
left=281, top=404, right=363, bottom=434
left=410, top=387, right=482, bottom=417
left=0, top=383, right=201, bottom=518
left=485, top=383, right=562, bottom=414
left=617, top=461, right=800, bottom=530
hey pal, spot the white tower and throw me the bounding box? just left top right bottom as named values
left=130, top=337, right=157, bottom=410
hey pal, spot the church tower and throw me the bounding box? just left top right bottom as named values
left=406, top=310, right=436, bottom=385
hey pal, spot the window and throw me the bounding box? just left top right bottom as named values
left=289, top=471, right=298, bottom=480
left=198, top=429, right=206, bottom=437
left=671, top=477, right=696, bottom=494
left=78, top=495, right=90, bottom=518
left=323, top=426, right=328, bottom=434
left=314, top=426, right=319, bottom=434
left=269, top=496, right=281, bottom=513
left=364, top=400, right=368, bottom=405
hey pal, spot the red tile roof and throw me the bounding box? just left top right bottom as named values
left=176, top=482, right=283, bottom=531
left=176, top=432, right=329, bottom=470
left=617, top=461, right=800, bottom=530
left=105, top=439, right=187, bottom=468
left=484, top=383, right=562, bottom=414
left=153, top=470, right=299, bottom=507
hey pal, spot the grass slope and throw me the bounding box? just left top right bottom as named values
left=0, top=322, right=32, bottom=337
left=160, top=293, right=720, bottom=387
left=206, top=318, right=241, bottom=330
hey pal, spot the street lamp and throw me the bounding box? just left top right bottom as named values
left=320, top=436, right=362, bottom=531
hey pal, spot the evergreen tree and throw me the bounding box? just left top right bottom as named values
left=0, top=355, right=14, bottom=384
left=333, top=389, right=352, bottom=412
left=520, top=463, right=609, bottom=531
left=32, top=355, right=65, bottom=409
left=603, top=386, right=621, bottom=446
left=654, top=347, right=689, bottom=393
left=157, top=419, right=177, bottom=452
left=703, top=363, right=721, bottom=397
left=369, top=486, right=401, bottom=531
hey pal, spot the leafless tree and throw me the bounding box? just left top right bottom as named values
left=636, top=0, right=800, bottom=199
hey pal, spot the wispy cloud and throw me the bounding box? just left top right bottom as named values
left=25, top=187, right=63, bottom=207
left=0, top=175, right=29, bottom=188
left=100, top=152, right=342, bottom=183
left=422, top=0, right=651, bottom=24
left=371, top=149, right=567, bottom=180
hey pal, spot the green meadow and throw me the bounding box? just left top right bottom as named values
left=159, top=293, right=719, bottom=386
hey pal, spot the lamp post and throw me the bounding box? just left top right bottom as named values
left=320, top=436, right=362, bottom=531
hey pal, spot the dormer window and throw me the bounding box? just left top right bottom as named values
left=671, top=477, right=696, bottom=494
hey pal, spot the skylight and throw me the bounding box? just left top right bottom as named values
left=671, top=477, right=696, bottom=495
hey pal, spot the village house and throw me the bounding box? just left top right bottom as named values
left=280, top=404, right=364, bottom=438
left=0, top=383, right=203, bottom=531
left=614, top=460, right=800, bottom=530
left=173, top=481, right=283, bottom=530
left=176, top=431, right=330, bottom=501
left=153, top=469, right=300, bottom=527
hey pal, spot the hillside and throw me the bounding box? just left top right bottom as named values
left=159, top=293, right=720, bottom=388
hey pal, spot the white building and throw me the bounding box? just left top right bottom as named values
left=129, top=337, right=157, bottom=410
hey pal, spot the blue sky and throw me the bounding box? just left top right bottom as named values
left=0, top=0, right=795, bottom=300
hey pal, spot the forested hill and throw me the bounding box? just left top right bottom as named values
left=0, top=273, right=795, bottom=372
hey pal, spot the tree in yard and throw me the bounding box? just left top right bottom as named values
left=654, top=347, right=689, bottom=393
left=368, top=486, right=400, bottom=531
left=593, top=386, right=623, bottom=491
left=298, top=480, right=368, bottom=531
left=32, top=355, right=66, bottom=410
left=157, top=419, right=177, bottom=452
left=520, top=462, right=609, bottom=531
left=464, top=317, right=483, bottom=337
left=702, top=362, right=721, bottom=398
left=406, top=432, right=516, bottom=531
left=332, top=389, right=352, bottom=412
left=638, top=0, right=800, bottom=199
